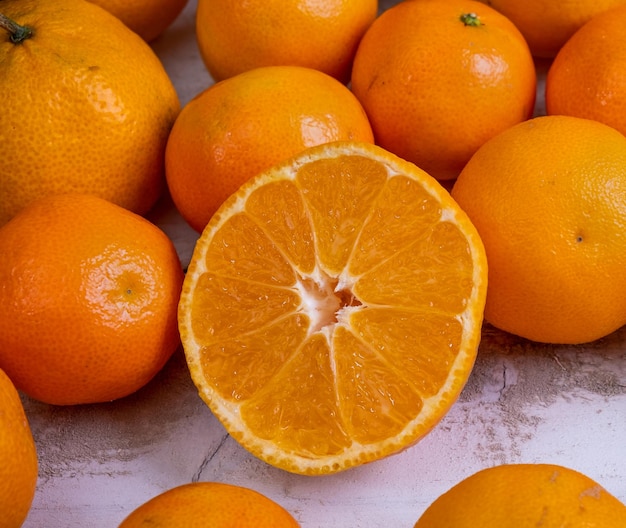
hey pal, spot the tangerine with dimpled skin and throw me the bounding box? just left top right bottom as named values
left=195, top=0, right=378, bottom=83
left=479, top=0, right=626, bottom=58
left=351, top=0, right=536, bottom=181
left=118, top=482, right=301, bottom=527
left=546, top=4, right=626, bottom=138
left=452, top=115, right=626, bottom=344
left=414, top=463, right=626, bottom=527
left=0, top=193, right=184, bottom=405
left=0, top=0, right=180, bottom=227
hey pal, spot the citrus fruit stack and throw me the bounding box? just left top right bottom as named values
left=178, top=141, right=488, bottom=474
left=1, top=0, right=625, bottom=524
left=414, top=464, right=626, bottom=527
left=0, top=0, right=180, bottom=227
left=118, top=482, right=300, bottom=527
left=0, top=193, right=184, bottom=405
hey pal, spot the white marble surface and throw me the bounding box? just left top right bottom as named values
left=21, top=1, right=626, bottom=526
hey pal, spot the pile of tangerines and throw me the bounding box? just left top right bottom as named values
left=1, top=0, right=626, bottom=526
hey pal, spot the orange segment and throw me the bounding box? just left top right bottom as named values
left=178, top=141, right=488, bottom=475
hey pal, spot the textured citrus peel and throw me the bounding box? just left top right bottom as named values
left=179, top=142, right=487, bottom=475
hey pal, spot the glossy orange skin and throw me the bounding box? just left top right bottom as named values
left=351, top=0, right=536, bottom=181
left=118, top=482, right=301, bottom=527
left=165, top=66, right=374, bottom=232
left=452, top=116, right=626, bottom=344
left=0, top=194, right=184, bottom=405
left=0, top=368, right=38, bottom=528
left=195, top=0, right=378, bottom=82
left=0, top=0, right=180, bottom=227
left=87, top=0, right=189, bottom=42
left=546, top=4, right=626, bottom=137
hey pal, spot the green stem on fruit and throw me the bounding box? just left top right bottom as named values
left=460, top=12, right=482, bottom=27
left=0, top=13, right=33, bottom=43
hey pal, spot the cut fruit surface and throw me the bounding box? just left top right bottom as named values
left=178, top=141, right=487, bottom=475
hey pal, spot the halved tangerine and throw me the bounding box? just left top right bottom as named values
left=178, top=141, right=487, bottom=475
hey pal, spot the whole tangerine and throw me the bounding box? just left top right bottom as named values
left=546, top=4, right=626, bottom=137
left=0, top=193, right=184, bottom=405
left=351, top=0, right=536, bottom=181
left=414, top=463, right=626, bottom=527
left=0, top=0, right=180, bottom=227
left=118, top=482, right=300, bottom=527
left=195, top=0, right=378, bottom=83
left=480, top=0, right=626, bottom=58
left=452, top=115, right=626, bottom=344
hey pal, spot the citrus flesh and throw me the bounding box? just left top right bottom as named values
left=178, top=142, right=488, bottom=475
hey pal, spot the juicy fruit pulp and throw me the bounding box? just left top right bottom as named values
left=179, top=142, right=487, bottom=475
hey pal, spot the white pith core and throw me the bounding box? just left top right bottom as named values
left=295, top=271, right=362, bottom=335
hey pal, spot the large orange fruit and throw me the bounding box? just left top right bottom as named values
left=0, top=193, right=184, bottom=405
left=0, top=0, right=180, bottom=227
left=195, top=0, right=378, bottom=82
left=87, top=0, right=189, bottom=42
left=0, top=368, right=38, bottom=528
left=165, top=65, right=374, bottom=233
left=414, top=463, right=626, bottom=527
left=351, top=0, right=536, bottom=181
left=545, top=4, right=626, bottom=137
left=118, top=482, right=300, bottom=527
left=178, top=141, right=487, bottom=475
left=479, top=0, right=626, bottom=58
left=452, top=115, right=626, bottom=344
